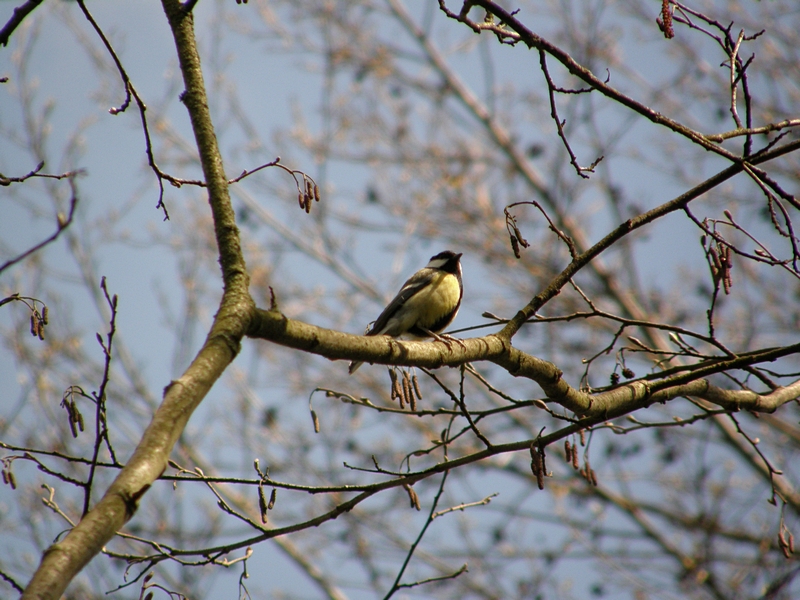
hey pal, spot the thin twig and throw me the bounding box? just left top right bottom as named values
left=383, top=472, right=453, bottom=599
left=0, top=0, right=44, bottom=47
left=0, top=176, right=80, bottom=275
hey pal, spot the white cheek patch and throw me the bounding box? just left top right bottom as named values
left=427, top=258, right=448, bottom=269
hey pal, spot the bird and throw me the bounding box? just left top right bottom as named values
left=349, top=250, right=464, bottom=374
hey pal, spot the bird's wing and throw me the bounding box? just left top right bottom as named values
left=367, top=268, right=434, bottom=336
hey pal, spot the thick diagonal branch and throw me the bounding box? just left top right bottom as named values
left=21, top=2, right=252, bottom=598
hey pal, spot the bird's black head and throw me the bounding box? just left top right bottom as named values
left=427, top=250, right=463, bottom=274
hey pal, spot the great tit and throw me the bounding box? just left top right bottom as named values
left=349, top=250, right=463, bottom=374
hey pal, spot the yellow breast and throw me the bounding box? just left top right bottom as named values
left=402, top=271, right=461, bottom=331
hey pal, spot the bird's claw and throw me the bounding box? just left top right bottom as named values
left=428, top=331, right=467, bottom=353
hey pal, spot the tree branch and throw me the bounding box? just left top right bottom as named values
left=21, top=1, right=252, bottom=597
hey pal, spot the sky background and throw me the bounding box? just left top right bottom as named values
left=2, top=1, right=796, bottom=598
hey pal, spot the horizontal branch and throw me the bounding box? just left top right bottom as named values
left=706, top=119, right=800, bottom=143
left=247, top=306, right=508, bottom=367
left=247, top=307, right=800, bottom=417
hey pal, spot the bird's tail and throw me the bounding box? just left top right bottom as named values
left=348, top=360, right=363, bottom=374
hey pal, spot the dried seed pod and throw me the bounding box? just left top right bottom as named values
left=395, top=383, right=405, bottom=408
left=572, top=446, right=580, bottom=470
left=780, top=531, right=792, bottom=558
left=622, top=367, right=635, bottom=379
left=42, top=305, right=49, bottom=325
left=529, top=443, right=544, bottom=490
left=298, top=192, right=304, bottom=209
left=529, top=453, right=539, bottom=477
left=258, top=484, right=268, bottom=523
left=564, top=440, right=572, bottom=463
left=30, top=313, right=37, bottom=336
left=510, top=234, right=520, bottom=259
left=580, top=429, right=586, bottom=446
left=610, top=371, right=620, bottom=385
left=37, top=320, right=45, bottom=341
left=511, top=224, right=525, bottom=247
left=2, top=469, right=7, bottom=485
left=313, top=183, right=320, bottom=202
left=8, top=471, right=16, bottom=490
left=402, top=372, right=417, bottom=411
left=72, top=400, right=84, bottom=431
left=658, top=0, right=674, bottom=38
left=402, top=373, right=412, bottom=409
left=310, top=409, right=320, bottom=433
left=721, top=247, right=733, bottom=294
left=709, top=246, right=721, bottom=272
left=539, top=444, right=547, bottom=477
left=590, top=469, right=598, bottom=487
left=412, top=374, right=422, bottom=400
left=529, top=457, right=539, bottom=478
left=67, top=400, right=81, bottom=436
left=268, top=487, right=277, bottom=510
left=404, top=484, right=420, bottom=510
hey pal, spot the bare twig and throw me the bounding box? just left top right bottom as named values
left=383, top=472, right=454, bottom=599
left=0, top=176, right=80, bottom=275
left=0, top=0, right=44, bottom=47
left=538, top=49, right=603, bottom=178
left=75, top=0, right=172, bottom=219
left=83, top=277, right=119, bottom=516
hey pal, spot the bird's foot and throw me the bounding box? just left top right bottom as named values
left=424, top=329, right=467, bottom=353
